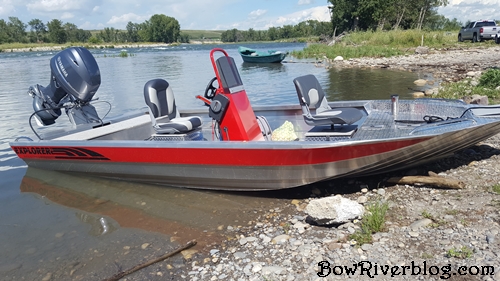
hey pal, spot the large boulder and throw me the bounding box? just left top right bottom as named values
left=305, top=195, right=364, bottom=225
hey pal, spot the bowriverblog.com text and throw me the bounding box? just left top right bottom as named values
left=317, top=261, right=495, bottom=279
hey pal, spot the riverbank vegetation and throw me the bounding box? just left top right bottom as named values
left=291, top=28, right=471, bottom=60
left=437, top=69, right=500, bottom=102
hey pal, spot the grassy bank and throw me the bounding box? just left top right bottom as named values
left=436, top=68, right=500, bottom=102
left=292, top=29, right=494, bottom=60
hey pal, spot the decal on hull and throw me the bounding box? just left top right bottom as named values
left=12, top=146, right=110, bottom=161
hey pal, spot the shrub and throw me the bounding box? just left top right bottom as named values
left=446, top=246, right=473, bottom=259
left=350, top=199, right=389, bottom=245
left=478, top=68, right=500, bottom=89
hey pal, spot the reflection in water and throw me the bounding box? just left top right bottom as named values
left=325, top=67, right=432, bottom=101
left=240, top=62, right=287, bottom=73
left=20, top=167, right=287, bottom=247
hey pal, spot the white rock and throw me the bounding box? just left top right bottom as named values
left=261, top=235, right=271, bottom=244
left=412, top=92, right=425, bottom=98
left=424, top=88, right=439, bottom=96
left=357, top=196, right=368, bottom=204
left=272, top=234, right=291, bottom=244
left=333, top=56, right=344, bottom=61
left=262, top=266, right=286, bottom=275
left=246, top=236, right=258, bottom=242
left=305, top=195, right=365, bottom=225
left=252, top=263, right=263, bottom=273
left=293, top=222, right=308, bottom=229
left=413, top=79, right=427, bottom=86
left=409, top=218, right=433, bottom=230
left=409, top=231, right=419, bottom=237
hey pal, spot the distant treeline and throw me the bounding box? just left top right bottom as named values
left=0, top=14, right=183, bottom=45
left=1, top=7, right=465, bottom=46
left=220, top=20, right=333, bottom=42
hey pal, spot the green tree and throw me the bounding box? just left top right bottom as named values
left=98, top=27, right=120, bottom=42
left=64, top=22, right=79, bottom=42
left=267, top=27, right=279, bottom=40
left=220, top=28, right=242, bottom=42
left=147, top=14, right=180, bottom=43
left=126, top=22, right=140, bottom=42
left=328, top=0, right=359, bottom=33
left=7, top=17, right=27, bottom=43
left=47, top=19, right=67, bottom=44
left=0, top=19, right=9, bottom=43
left=28, top=19, right=46, bottom=42
left=179, top=32, right=190, bottom=43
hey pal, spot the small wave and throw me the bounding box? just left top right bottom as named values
left=0, top=165, right=26, bottom=172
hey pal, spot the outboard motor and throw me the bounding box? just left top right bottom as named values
left=29, top=47, right=102, bottom=126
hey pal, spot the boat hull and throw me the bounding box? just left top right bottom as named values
left=238, top=46, right=287, bottom=63
left=10, top=100, right=500, bottom=191
left=240, top=53, right=287, bottom=63
left=11, top=121, right=500, bottom=191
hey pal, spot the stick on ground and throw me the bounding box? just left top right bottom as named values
left=387, top=176, right=465, bottom=189
left=103, top=239, right=197, bottom=281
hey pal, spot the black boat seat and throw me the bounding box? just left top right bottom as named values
left=293, top=74, right=363, bottom=127
left=144, top=79, right=202, bottom=134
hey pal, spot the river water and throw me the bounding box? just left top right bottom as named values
left=0, top=42, right=427, bottom=279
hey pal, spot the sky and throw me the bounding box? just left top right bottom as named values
left=0, top=0, right=499, bottom=31
left=0, top=0, right=330, bottom=30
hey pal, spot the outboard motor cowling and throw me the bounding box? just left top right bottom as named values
left=29, top=47, right=102, bottom=126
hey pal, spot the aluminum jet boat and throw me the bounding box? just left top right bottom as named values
left=9, top=47, right=500, bottom=191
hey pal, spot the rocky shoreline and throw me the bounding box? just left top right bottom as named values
left=177, top=47, right=500, bottom=281
left=335, top=46, right=500, bottom=88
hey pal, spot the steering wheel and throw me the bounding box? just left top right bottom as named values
left=204, top=77, right=218, bottom=100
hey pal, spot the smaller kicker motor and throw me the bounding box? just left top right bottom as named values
left=29, top=47, right=102, bottom=126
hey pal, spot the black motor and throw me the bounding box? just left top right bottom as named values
left=30, top=47, right=102, bottom=126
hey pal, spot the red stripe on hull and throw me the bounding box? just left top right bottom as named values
left=11, top=138, right=430, bottom=166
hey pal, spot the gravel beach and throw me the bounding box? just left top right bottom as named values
left=178, top=46, right=500, bottom=281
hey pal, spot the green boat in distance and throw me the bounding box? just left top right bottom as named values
left=238, top=46, right=288, bottom=63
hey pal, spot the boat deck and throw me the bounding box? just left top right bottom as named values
left=302, top=99, right=481, bottom=143
left=42, top=98, right=495, bottom=145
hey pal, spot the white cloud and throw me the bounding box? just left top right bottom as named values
left=107, top=13, right=146, bottom=25
left=265, top=5, right=329, bottom=28
left=60, top=12, right=74, bottom=19
left=249, top=9, right=267, bottom=19
left=92, top=6, right=100, bottom=13
left=298, top=0, right=313, bottom=5
left=438, top=1, right=500, bottom=24
left=79, top=21, right=93, bottom=29
left=0, top=0, right=16, bottom=16
left=26, top=0, right=86, bottom=12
